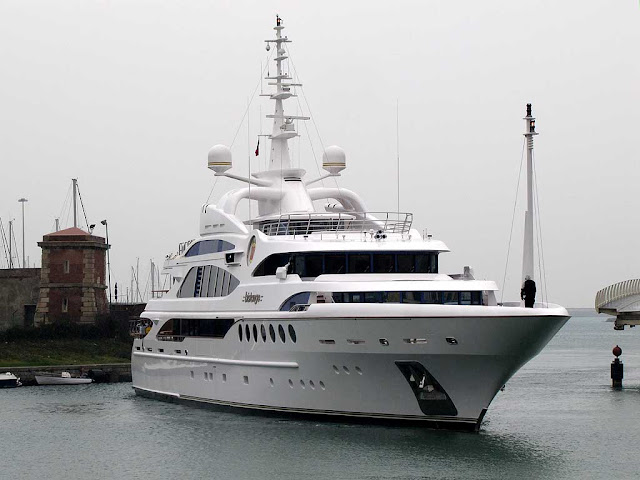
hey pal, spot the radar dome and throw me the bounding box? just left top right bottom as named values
left=208, top=145, right=232, bottom=174
left=322, top=145, right=346, bottom=175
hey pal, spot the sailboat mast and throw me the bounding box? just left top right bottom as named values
left=522, top=103, right=537, bottom=283
left=72, top=178, right=78, bottom=228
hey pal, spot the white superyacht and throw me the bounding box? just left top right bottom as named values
left=132, top=17, right=569, bottom=431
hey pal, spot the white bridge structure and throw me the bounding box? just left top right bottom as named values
left=595, top=279, right=640, bottom=329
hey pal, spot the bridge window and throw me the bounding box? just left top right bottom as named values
left=254, top=251, right=439, bottom=277
left=305, top=254, right=324, bottom=277
left=349, top=254, right=371, bottom=273
left=178, top=265, right=239, bottom=298
left=185, top=239, right=235, bottom=257
left=373, top=254, right=395, bottom=273
left=324, top=254, right=346, bottom=274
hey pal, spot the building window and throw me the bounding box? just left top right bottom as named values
left=62, top=298, right=69, bottom=312
left=63, top=260, right=70, bottom=274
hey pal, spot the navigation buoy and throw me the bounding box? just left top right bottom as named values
left=611, top=345, right=623, bottom=389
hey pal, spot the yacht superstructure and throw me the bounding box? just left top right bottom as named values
left=132, top=17, right=570, bottom=431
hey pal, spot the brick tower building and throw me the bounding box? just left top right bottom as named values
left=34, top=227, right=109, bottom=325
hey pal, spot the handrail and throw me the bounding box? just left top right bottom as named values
left=595, top=279, right=640, bottom=312
left=255, top=212, right=413, bottom=236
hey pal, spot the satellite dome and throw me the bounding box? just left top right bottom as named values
left=208, top=145, right=232, bottom=174
left=322, top=145, right=346, bottom=175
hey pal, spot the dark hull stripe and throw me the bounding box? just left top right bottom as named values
left=133, top=386, right=485, bottom=432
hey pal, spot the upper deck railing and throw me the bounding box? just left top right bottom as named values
left=254, top=212, right=413, bottom=237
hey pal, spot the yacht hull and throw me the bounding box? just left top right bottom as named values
left=132, top=311, right=569, bottom=431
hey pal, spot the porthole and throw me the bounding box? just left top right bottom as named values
left=278, top=324, right=286, bottom=343
left=288, top=379, right=294, bottom=388
left=355, top=366, right=362, bottom=375
left=379, top=338, right=389, bottom=346
left=332, top=365, right=340, bottom=374
left=245, top=324, right=250, bottom=342
left=261, top=325, right=267, bottom=342
left=238, top=324, right=243, bottom=341
left=269, top=378, right=274, bottom=387
left=309, top=380, right=315, bottom=389
left=243, top=375, right=249, bottom=385
left=319, top=381, right=326, bottom=390
left=203, top=372, right=208, bottom=380
left=252, top=325, right=258, bottom=343
left=300, top=379, right=306, bottom=388
left=269, top=324, right=276, bottom=342
left=288, top=324, right=297, bottom=343
left=190, top=370, right=194, bottom=379
left=222, top=373, right=227, bottom=382
left=343, top=366, right=350, bottom=374
left=446, top=337, right=459, bottom=345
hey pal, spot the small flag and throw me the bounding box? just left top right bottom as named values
left=255, top=138, right=260, bottom=156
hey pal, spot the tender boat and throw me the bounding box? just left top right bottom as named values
left=35, top=371, right=93, bottom=385
left=131, top=16, right=570, bottom=431
left=0, top=372, right=22, bottom=388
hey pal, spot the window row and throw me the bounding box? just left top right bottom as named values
left=239, top=323, right=297, bottom=344
left=185, top=239, right=235, bottom=257
left=280, top=291, right=483, bottom=310
left=178, top=265, right=240, bottom=298
left=254, top=251, right=438, bottom=277
left=157, top=318, right=235, bottom=340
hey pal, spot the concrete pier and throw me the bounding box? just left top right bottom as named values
left=6, top=363, right=131, bottom=386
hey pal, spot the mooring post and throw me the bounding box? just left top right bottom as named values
left=611, top=345, right=623, bottom=388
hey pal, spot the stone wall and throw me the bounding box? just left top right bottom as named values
left=0, top=268, right=41, bottom=331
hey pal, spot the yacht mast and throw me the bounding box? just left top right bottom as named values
left=264, top=15, right=308, bottom=171
left=522, top=103, right=537, bottom=283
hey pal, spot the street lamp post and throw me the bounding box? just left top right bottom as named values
left=101, top=219, right=112, bottom=309
left=18, top=198, right=28, bottom=268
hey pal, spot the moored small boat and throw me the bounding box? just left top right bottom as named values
left=0, top=372, right=22, bottom=388
left=35, top=371, right=93, bottom=385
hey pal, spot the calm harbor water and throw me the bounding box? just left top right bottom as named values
left=2, top=310, right=640, bottom=479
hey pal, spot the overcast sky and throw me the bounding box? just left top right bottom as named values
left=1, top=1, right=638, bottom=307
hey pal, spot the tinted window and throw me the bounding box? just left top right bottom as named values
left=185, top=240, right=235, bottom=257
left=424, top=292, right=441, bottom=304
left=280, top=292, right=311, bottom=311
left=157, top=318, right=234, bottom=339
left=373, top=254, right=395, bottom=273
left=288, top=325, right=297, bottom=343
left=254, top=251, right=439, bottom=276
left=471, top=291, right=483, bottom=305
left=444, top=292, right=459, bottom=305
left=364, top=292, right=379, bottom=303
left=382, top=291, right=401, bottom=303
left=278, top=324, right=286, bottom=343
left=460, top=291, right=472, bottom=305
left=178, top=266, right=240, bottom=298
left=269, top=324, right=276, bottom=342
left=397, top=254, right=415, bottom=273
left=325, top=254, right=346, bottom=274
left=403, top=291, right=421, bottom=304
left=349, top=254, right=371, bottom=273
left=305, top=255, right=324, bottom=277
left=254, top=253, right=290, bottom=276
left=416, top=254, right=429, bottom=273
